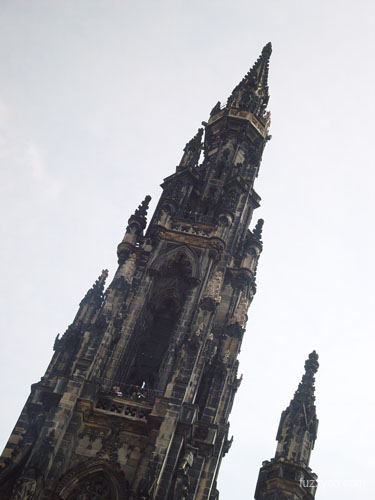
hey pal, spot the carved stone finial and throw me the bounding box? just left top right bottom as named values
left=275, top=351, right=319, bottom=465
left=262, top=41, right=272, bottom=56
left=134, top=195, right=151, bottom=218
left=253, top=218, right=264, bottom=241
left=210, top=101, right=221, bottom=117
left=290, top=351, right=319, bottom=409
left=126, top=195, right=152, bottom=234
left=178, top=128, right=204, bottom=169
left=80, top=269, right=108, bottom=308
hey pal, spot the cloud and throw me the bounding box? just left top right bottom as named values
left=0, top=95, right=63, bottom=200
left=26, top=141, right=63, bottom=199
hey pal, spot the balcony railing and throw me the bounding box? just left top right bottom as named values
left=96, top=395, right=152, bottom=421
left=175, top=209, right=214, bottom=225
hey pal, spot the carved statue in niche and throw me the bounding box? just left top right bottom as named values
left=178, top=450, right=194, bottom=475
left=173, top=449, right=194, bottom=500
left=210, top=345, right=218, bottom=359
left=121, top=253, right=136, bottom=284
left=204, top=270, right=223, bottom=303
left=194, top=322, right=204, bottom=338
left=222, top=349, right=230, bottom=365
left=229, top=294, right=249, bottom=329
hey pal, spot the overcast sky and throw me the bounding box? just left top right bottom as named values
left=1, top=1, right=374, bottom=499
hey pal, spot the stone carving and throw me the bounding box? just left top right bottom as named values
left=203, top=127, right=215, bottom=158
left=229, top=295, right=249, bottom=329
left=210, top=101, right=221, bottom=116
left=204, top=271, right=223, bottom=303
left=96, top=429, right=121, bottom=465
left=11, top=476, right=36, bottom=500
left=178, top=450, right=194, bottom=474
left=136, top=453, right=158, bottom=499
left=222, top=349, right=230, bottom=365
left=125, top=195, right=152, bottom=235
left=66, top=474, right=113, bottom=500
left=121, top=253, right=136, bottom=284
left=79, top=270, right=108, bottom=309
left=173, top=450, right=194, bottom=500
left=247, top=141, right=263, bottom=167
left=178, top=128, right=203, bottom=169
left=194, top=322, right=204, bottom=338
left=252, top=218, right=264, bottom=241
left=163, top=180, right=183, bottom=202
left=187, top=322, right=204, bottom=351
left=134, top=196, right=151, bottom=218
left=223, top=436, right=233, bottom=456
left=222, top=187, right=239, bottom=213
left=171, top=222, right=212, bottom=237
left=234, top=373, right=243, bottom=391
left=96, top=398, right=152, bottom=421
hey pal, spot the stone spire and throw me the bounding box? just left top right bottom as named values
left=227, top=42, right=272, bottom=119
left=178, top=128, right=204, bottom=170
left=0, top=43, right=274, bottom=500
left=117, top=195, right=151, bottom=264
left=289, top=351, right=319, bottom=413
left=255, top=352, right=319, bottom=500
left=275, top=351, right=319, bottom=465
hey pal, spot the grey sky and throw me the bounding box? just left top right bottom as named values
left=1, top=1, right=374, bottom=499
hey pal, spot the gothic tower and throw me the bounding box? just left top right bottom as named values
left=254, top=351, right=319, bottom=500
left=0, top=43, right=272, bottom=500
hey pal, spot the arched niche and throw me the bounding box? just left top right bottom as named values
left=123, top=245, right=200, bottom=392
left=126, top=293, right=181, bottom=389
left=149, top=244, right=200, bottom=281
left=54, top=460, right=128, bottom=500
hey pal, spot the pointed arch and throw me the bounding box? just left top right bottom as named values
left=149, top=244, right=200, bottom=280
left=53, top=459, right=128, bottom=500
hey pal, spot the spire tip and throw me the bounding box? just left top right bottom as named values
left=262, top=42, right=272, bottom=56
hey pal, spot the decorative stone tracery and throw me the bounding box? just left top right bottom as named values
left=10, top=476, right=36, bottom=500
left=66, top=474, right=114, bottom=500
